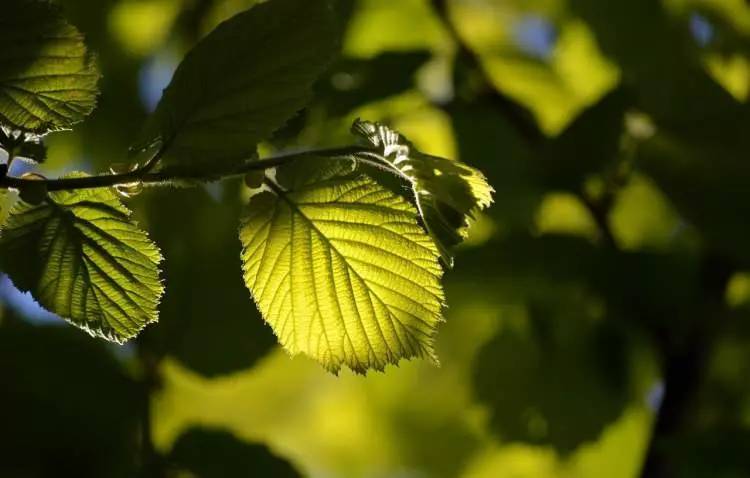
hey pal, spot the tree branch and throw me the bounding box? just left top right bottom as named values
left=0, top=146, right=374, bottom=192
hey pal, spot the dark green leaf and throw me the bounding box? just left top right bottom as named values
left=638, top=133, right=750, bottom=264
left=132, top=0, right=341, bottom=176
left=318, top=51, right=431, bottom=116
left=168, top=428, right=302, bottom=478
left=0, top=320, right=140, bottom=478
left=536, top=87, right=632, bottom=190
left=473, top=306, right=632, bottom=453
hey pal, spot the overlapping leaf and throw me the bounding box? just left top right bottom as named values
left=0, top=175, right=163, bottom=342
left=352, top=119, right=494, bottom=266
left=0, top=0, right=99, bottom=134
left=239, top=159, right=445, bottom=373
left=131, top=0, right=340, bottom=176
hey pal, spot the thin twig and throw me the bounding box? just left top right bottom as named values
left=0, top=146, right=375, bottom=192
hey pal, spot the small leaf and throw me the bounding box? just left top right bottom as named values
left=239, top=159, right=445, bottom=373
left=0, top=126, right=48, bottom=163
left=0, top=174, right=163, bottom=342
left=131, top=0, right=340, bottom=176
left=352, top=119, right=494, bottom=266
left=0, top=0, right=100, bottom=134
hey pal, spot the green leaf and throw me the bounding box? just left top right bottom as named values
left=239, top=159, right=445, bottom=373
left=351, top=119, right=494, bottom=266
left=0, top=175, right=163, bottom=343
left=169, top=428, right=302, bottom=477
left=0, top=189, right=17, bottom=229
left=0, top=0, right=99, bottom=134
left=0, top=321, right=141, bottom=477
left=132, top=0, right=340, bottom=176
left=318, top=51, right=432, bottom=117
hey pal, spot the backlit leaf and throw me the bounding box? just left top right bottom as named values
left=0, top=0, right=99, bottom=134
left=239, top=159, right=445, bottom=373
left=352, top=119, right=494, bottom=266
left=0, top=189, right=17, bottom=229
left=0, top=175, right=163, bottom=342
left=132, top=0, right=340, bottom=176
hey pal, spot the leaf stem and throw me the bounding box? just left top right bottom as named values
left=0, top=146, right=376, bottom=193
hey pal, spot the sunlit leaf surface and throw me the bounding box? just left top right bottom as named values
left=352, top=119, right=493, bottom=266
left=0, top=175, right=163, bottom=342
left=239, top=160, right=445, bottom=373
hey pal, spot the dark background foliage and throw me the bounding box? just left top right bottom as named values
left=2, top=0, right=750, bottom=476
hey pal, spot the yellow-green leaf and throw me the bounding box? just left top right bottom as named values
left=239, top=160, right=445, bottom=373
left=0, top=0, right=100, bottom=134
left=0, top=189, right=17, bottom=228
left=352, top=119, right=494, bottom=266
left=0, top=176, right=163, bottom=342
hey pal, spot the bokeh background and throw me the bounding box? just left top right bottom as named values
left=3, top=0, right=750, bottom=477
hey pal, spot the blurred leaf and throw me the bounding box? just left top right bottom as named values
left=168, top=427, right=301, bottom=478
left=0, top=176, right=163, bottom=342
left=344, top=0, right=449, bottom=57
left=533, top=192, right=598, bottom=240
left=473, top=306, right=631, bottom=453
left=318, top=51, right=431, bottom=116
left=609, top=173, right=698, bottom=252
left=663, top=427, right=750, bottom=478
left=132, top=0, right=340, bottom=176
left=239, top=159, right=444, bottom=373
left=0, top=320, right=140, bottom=478
left=570, top=0, right=747, bottom=142
left=0, top=0, right=99, bottom=134
left=451, top=1, right=620, bottom=135
left=448, top=103, right=543, bottom=232
left=140, top=182, right=276, bottom=377
left=536, top=87, right=631, bottom=190
left=638, top=133, right=750, bottom=264
left=352, top=119, right=494, bottom=266
left=109, top=0, right=182, bottom=56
